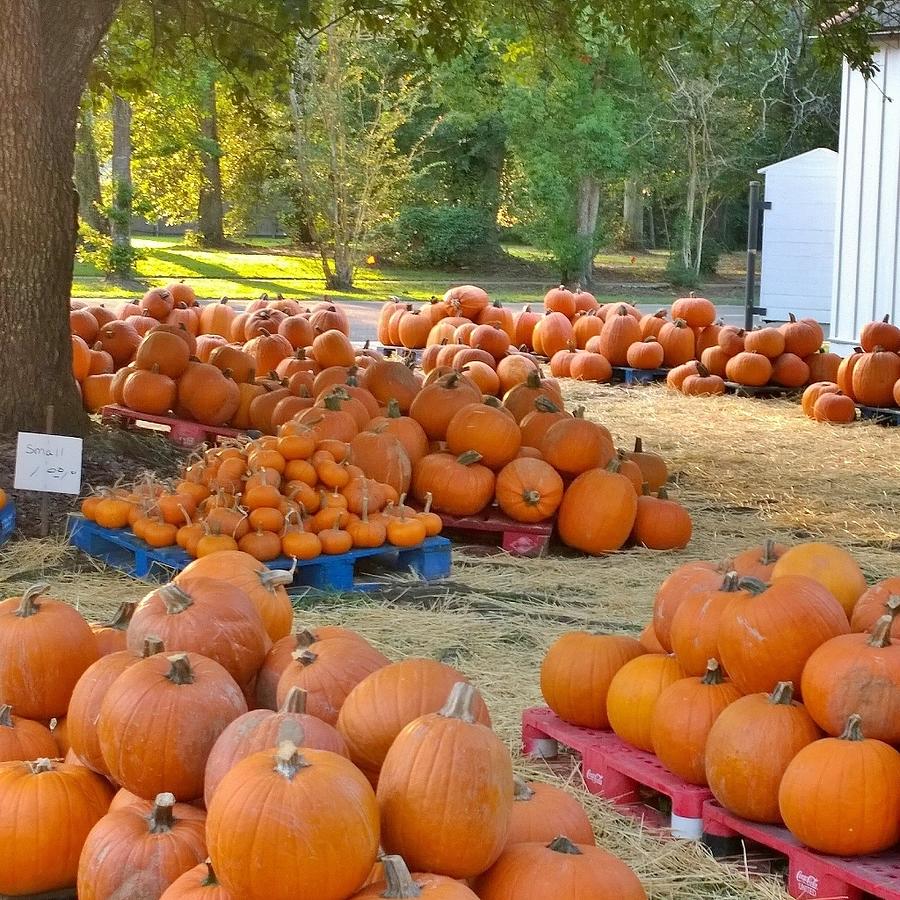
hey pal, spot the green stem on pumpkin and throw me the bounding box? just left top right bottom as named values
left=16, top=583, right=50, bottom=618
left=839, top=714, right=864, bottom=741
left=102, top=601, right=137, bottom=631
left=201, top=861, right=221, bottom=887
left=522, top=489, right=541, bottom=506
left=456, top=450, right=484, bottom=466
left=295, top=649, right=318, bottom=667
left=438, top=682, right=477, bottom=723
left=760, top=539, right=779, bottom=565
left=737, top=576, right=768, bottom=596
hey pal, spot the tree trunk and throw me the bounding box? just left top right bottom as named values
left=647, top=197, right=656, bottom=249
left=327, top=243, right=354, bottom=291
left=0, top=0, right=120, bottom=435
left=681, top=125, right=698, bottom=270
left=575, top=175, right=600, bottom=286
left=110, top=92, right=133, bottom=277
left=74, top=99, right=107, bottom=233
left=480, top=127, right=506, bottom=252
left=623, top=178, right=644, bottom=250
left=198, top=78, right=226, bottom=247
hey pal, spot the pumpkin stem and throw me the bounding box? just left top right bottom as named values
left=525, top=370, right=542, bottom=388
left=148, top=793, right=176, bottom=834
left=323, top=394, right=343, bottom=412
left=839, top=714, right=864, bottom=741
left=142, top=636, right=165, bottom=657
left=159, top=583, right=194, bottom=614
left=633, top=437, right=643, bottom=453
left=103, top=601, right=137, bottom=631
left=513, top=775, right=535, bottom=801
left=885, top=595, right=900, bottom=619
left=769, top=681, right=795, bottom=705
left=260, top=569, right=294, bottom=591
left=16, top=583, right=50, bottom=618
left=571, top=406, right=585, bottom=419
left=423, top=492, right=434, bottom=515
left=200, top=861, right=220, bottom=887
left=165, top=654, right=195, bottom=685
left=788, top=312, right=797, bottom=323
left=379, top=855, right=423, bottom=898
left=606, top=457, right=622, bottom=474
left=522, top=489, right=541, bottom=506
left=273, top=740, right=310, bottom=780
left=295, top=629, right=318, bottom=648
left=386, top=398, right=402, bottom=418
left=28, top=758, right=55, bottom=775
left=438, top=682, right=477, bottom=723
left=721, top=571, right=740, bottom=592
left=0, top=705, right=12, bottom=728
left=547, top=836, right=582, bottom=855
left=701, top=659, right=725, bottom=685
left=760, top=538, right=779, bottom=565
left=656, top=486, right=670, bottom=500
left=737, top=576, right=767, bottom=596
left=281, top=686, right=308, bottom=714
left=295, top=649, right=318, bottom=667
left=456, top=450, right=484, bottom=466
left=867, top=615, right=894, bottom=649
left=534, top=395, right=560, bottom=413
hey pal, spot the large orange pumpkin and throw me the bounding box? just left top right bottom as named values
left=557, top=467, right=638, bottom=554
left=350, top=429, right=412, bottom=495
left=177, top=363, right=240, bottom=426
left=658, top=319, right=696, bottom=366
left=410, top=451, right=495, bottom=517
left=494, top=457, right=564, bottom=523
left=597, top=306, right=641, bottom=365
left=505, top=777, right=594, bottom=847
left=771, top=541, right=866, bottom=618
left=538, top=411, right=614, bottom=476
left=532, top=312, right=575, bottom=358
left=851, top=347, right=900, bottom=407
left=443, top=285, right=490, bottom=320
left=445, top=401, right=522, bottom=470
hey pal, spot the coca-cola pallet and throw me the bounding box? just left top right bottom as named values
left=100, top=404, right=250, bottom=450
left=704, top=801, right=900, bottom=900
left=521, top=706, right=711, bottom=838
left=433, top=508, right=552, bottom=557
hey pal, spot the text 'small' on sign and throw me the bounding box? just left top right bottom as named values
left=14, top=433, right=84, bottom=496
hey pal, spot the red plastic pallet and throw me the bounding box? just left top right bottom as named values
left=435, top=508, right=552, bottom=557
left=100, top=404, right=248, bottom=449
left=521, top=706, right=712, bottom=838
left=704, top=801, right=900, bottom=900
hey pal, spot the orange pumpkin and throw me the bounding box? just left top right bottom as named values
left=410, top=451, right=495, bottom=517
left=494, top=457, right=564, bottom=523
left=557, top=466, right=637, bottom=554
left=771, top=541, right=866, bottom=618
left=505, top=776, right=594, bottom=847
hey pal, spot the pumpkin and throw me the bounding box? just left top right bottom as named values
left=207, top=741, right=380, bottom=900
left=194, top=334, right=228, bottom=362
left=696, top=322, right=722, bottom=354
left=351, top=854, right=478, bottom=899
left=557, top=466, right=638, bottom=555
left=159, top=860, right=231, bottom=899
left=177, top=363, right=240, bottom=426
left=136, top=330, right=191, bottom=379
left=665, top=360, right=701, bottom=391
left=626, top=336, right=665, bottom=370
left=651, top=561, right=723, bottom=652
left=716, top=326, right=745, bottom=357
left=459, top=360, right=501, bottom=395
left=0, top=757, right=114, bottom=896
left=502, top=369, right=562, bottom=422
left=71, top=306, right=100, bottom=342
left=336, top=658, right=491, bottom=784
left=0, top=583, right=98, bottom=720
left=836, top=346, right=864, bottom=399
left=446, top=401, right=522, bottom=470
left=444, top=285, right=490, bottom=320
left=533, top=312, right=575, bottom=358
left=851, top=581, right=900, bottom=638
left=513, top=305, right=541, bottom=348
left=350, top=429, right=412, bottom=494
left=140, top=287, right=174, bottom=320
left=98, top=653, right=247, bottom=801
left=568, top=350, right=613, bottom=382
left=198, top=299, right=236, bottom=337
left=669, top=572, right=742, bottom=676
left=861, top=312, right=900, bottom=352
left=123, top=366, right=177, bottom=415
left=275, top=637, right=390, bottom=725
left=0, top=703, right=57, bottom=763
left=98, top=320, right=142, bottom=366
left=631, top=486, right=692, bottom=549
left=506, top=776, right=593, bottom=847
left=730, top=539, right=787, bottom=580
left=771, top=541, right=866, bottom=618
left=596, top=306, right=641, bottom=366
left=573, top=311, right=604, bottom=348
left=681, top=365, right=725, bottom=396
left=804, top=348, right=842, bottom=383
left=638, top=622, right=665, bottom=653
left=474, top=836, right=647, bottom=900
left=717, top=576, right=850, bottom=695
left=778, top=715, right=900, bottom=855
left=543, top=284, right=576, bottom=317
left=658, top=319, right=695, bottom=367
left=519, top=396, right=569, bottom=448
left=408, top=372, right=479, bottom=441
left=539, top=410, right=614, bottom=477
left=813, top=390, right=856, bottom=423
left=310, top=302, right=351, bottom=336
left=650, top=660, right=742, bottom=785
left=725, top=351, right=772, bottom=386
left=801, top=380, right=840, bottom=418
left=411, top=450, right=495, bottom=517
left=851, top=346, right=900, bottom=406
left=549, top=345, right=578, bottom=377
left=770, top=352, right=810, bottom=388
left=800, top=615, right=899, bottom=743
left=76, top=792, right=207, bottom=900
left=705, top=681, right=822, bottom=823
left=127, top=578, right=269, bottom=692
left=494, top=457, right=564, bottom=523
left=621, top=437, right=668, bottom=492
left=377, top=683, right=512, bottom=878
left=540, top=632, right=645, bottom=728
left=639, top=309, right=668, bottom=339
left=672, top=292, right=716, bottom=327
left=743, top=327, right=784, bottom=359
left=82, top=373, right=116, bottom=411
left=778, top=313, right=821, bottom=356
left=606, top=654, right=685, bottom=752
left=91, top=600, right=137, bottom=656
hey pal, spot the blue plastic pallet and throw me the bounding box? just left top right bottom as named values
left=857, top=404, right=900, bottom=425
left=611, top=366, right=668, bottom=386
left=0, top=503, right=15, bottom=546
left=66, top=515, right=451, bottom=593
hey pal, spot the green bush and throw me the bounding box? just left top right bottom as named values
left=76, top=222, right=143, bottom=280
left=376, top=206, right=496, bottom=267
left=664, top=255, right=700, bottom=290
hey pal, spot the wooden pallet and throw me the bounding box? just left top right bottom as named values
left=704, top=801, right=900, bottom=900
left=67, top=515, right=452, bottom=593
left=99, top=404, right=250, bottom=449
left=0, top=503, right=15, bottom=546
left=434, top=508, right=553, bottom=557
left=521, top=706, right=712, bottom=838
left=857, top=404, right=900, bottom=425
left=611, top=366, right=669, bottom=386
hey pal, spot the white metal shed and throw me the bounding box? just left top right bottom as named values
left=830, top=32, right=900, bottom=352
left=758, top=148, right=839, bottom=325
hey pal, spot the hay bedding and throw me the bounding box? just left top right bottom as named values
left=4, top=384, right=897, bottom=898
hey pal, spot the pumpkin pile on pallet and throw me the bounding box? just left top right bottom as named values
left=667, top=314, right=835, bottom=396
left=800, top=314, right=900, bottom=423
left=0, top=577, right=647, bottom=899
left=541, top=539, right=900, bottom=858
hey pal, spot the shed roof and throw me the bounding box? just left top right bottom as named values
left=824, top=2, right=900, bottom=33
left=758, top=147, right=839, bottom=175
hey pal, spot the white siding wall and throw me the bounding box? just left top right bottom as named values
left=831, top=40, right=900, bottom=352
left=759, top=150, right=838, bottom=323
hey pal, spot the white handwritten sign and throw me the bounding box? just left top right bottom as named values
left=14, top=433, right=83, bottom=495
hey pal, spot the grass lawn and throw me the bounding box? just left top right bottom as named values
left=72, top=235, right=744, bottom=305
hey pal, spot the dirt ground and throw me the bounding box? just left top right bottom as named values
left=1, top=383, right=896, bottom=899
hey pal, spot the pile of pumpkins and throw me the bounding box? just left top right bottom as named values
left=541, top=538, right=900, bottom=858
left=0, top=571, right=647, bottom=899
left=70, top=286, right=357, bottom=429
left=800, top=314, right=900, bottom=423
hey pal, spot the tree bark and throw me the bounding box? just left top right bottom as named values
left=198, top=78, right=226, bottom=247
left=110, top=92, right=133, bottom=277
left=0, top=0, right=121, bottom=435
left=575, top=175, right=600, bottom=286
left=480, top=126, right=506, bottom=252
left=74, top=99, right=107, bottom=233
left=623, top=178, right=644, bottom=250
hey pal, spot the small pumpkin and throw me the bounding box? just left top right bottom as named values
left=780, top=313, right=822, bottom=357
left=725, top=351, right=772, bottom=387
left=626, top=337, right=665, bottom=370
left=729, top=539, right=787, bottom=580
left=410, top=450, right=495, bottom=517
left=851, top=583, right=900, bottom=638
left=744, top=327, right=785, bottom=359
left=631, top=486, right=692, bottom=549
left=813, top=390, right=856, bottom=423
left=494, top=457, right=564, bottom=523
left=0, top=704, right=57, bottom=763
left=672, top=292, right=716, bottom=327
left=860, top=312, right=900, bottom=352
left=505, top=776, right=594, bottom=847
left=652, top=561, right=726, bottom=652
left=539, top=410, right=614, bottom=477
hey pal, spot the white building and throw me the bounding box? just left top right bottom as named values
left=758, top=148, right=839, bottom=325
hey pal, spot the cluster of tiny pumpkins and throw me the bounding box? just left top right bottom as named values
left=541, top=539, right=899, bottom=857
left=0, top=572, right=646, bottom=898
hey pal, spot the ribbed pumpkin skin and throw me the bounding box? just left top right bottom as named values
left=606, top=655, right=685, bottom=752
left=778, top=723, right=900, bottom=855
left=474, top=840, right=647, bottom=900
left=0, top=759, right=114, bottom=896
left=0, top=706, right=57, bottom=763
left=506, top=781, right=594, bottom=847
left=771, top=541, right=867, bottom=618
left=651, top=562, right=722, bottom=652
left=540, top=633, right=646, bottom=728
left=705, top=685, right=822, bottom=823
left=337, top=658, right=491, bottom=783
left=160, top=862, right=232, bottom=899
left=729, top=541, right=788, bottom=581
left=716, top=576, right=850, bottom=695
left=851, top=348, right=900, bottom=407
left=557, top=468, right=637, bottom=554
left=376, top=691, right=513, bottom=878
left=76, top=799, right=207, bottom=900
left=850, top=577, right=900, bottom=638
left=207, top=746, right=380, bottom=900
